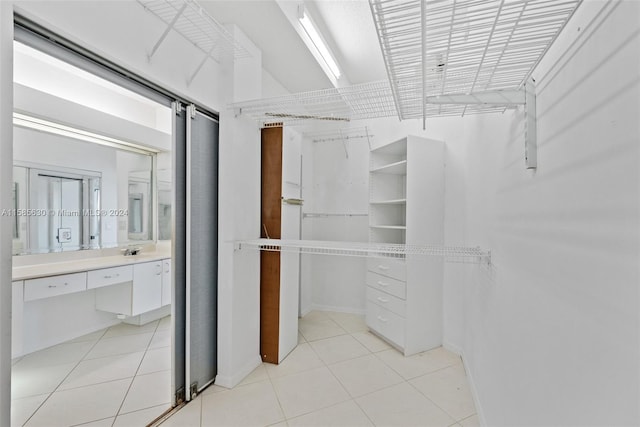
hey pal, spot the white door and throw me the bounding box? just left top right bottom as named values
left=278, top=128, right=302, bottom=362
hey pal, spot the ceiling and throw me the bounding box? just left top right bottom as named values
left=199, top=0, right=388, bottom=93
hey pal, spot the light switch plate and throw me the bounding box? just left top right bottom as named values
left=57, top=228, right=72, bottom=243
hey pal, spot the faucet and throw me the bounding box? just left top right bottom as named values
left=123, top=247, right=141, bottom=256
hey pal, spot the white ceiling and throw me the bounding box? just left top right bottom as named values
left=199, top=0, right=387, bottom=93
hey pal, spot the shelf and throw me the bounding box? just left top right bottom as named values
left=232, top=1, right=580, bottom=126
left=370, top=199, right=407, bottom=205
left=371, top=138, right=407, bottom=155
left=370, top=160, right=407, bottom=175
left=234, top=239, right=491, bottom=264
left=370, top=225, right=406, bottom=230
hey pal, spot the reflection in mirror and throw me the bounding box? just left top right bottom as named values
left=13, top=125, right=156, bottom=254
left=157, top=168, right=171, bottom=241
left=127, top=170, right=152, bottom=241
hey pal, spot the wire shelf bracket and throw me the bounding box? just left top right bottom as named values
left=234, top=238, right=491, bottom=265
left=138, top=0, right=252, bottom=85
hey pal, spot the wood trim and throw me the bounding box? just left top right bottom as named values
left=260, top=126, right=283, bottom=364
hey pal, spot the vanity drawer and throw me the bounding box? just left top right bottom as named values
left=367, top=257, right=406, bottom=281
left=24, top=272, right=87, bottom=301
left=87, top=265, right=134, bottom=289
left=366, top=302, right=405, bottom=349
left=366, top=271, right=406, bottom=300
left=366, top=286, right=406, bottom=317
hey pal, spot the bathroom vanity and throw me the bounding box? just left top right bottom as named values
left=11, top=248, right=171, bottom=358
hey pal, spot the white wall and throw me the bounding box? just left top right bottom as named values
left=0, top=2, right=14, bottom=425
left=457, top=1, right=640, bottom=424
left=301, top=136, right=369, bottom=313
left=216, top=26, right=263, bottom=388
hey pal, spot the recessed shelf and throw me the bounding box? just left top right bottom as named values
left=370, top=225, right=406, bottom=230
left=370, top=160, right=407, bottom=175
left=370, top=198, right=407, bottom=205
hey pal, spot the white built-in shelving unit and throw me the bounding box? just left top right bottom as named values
left=366, top=135, right=445, bottom=355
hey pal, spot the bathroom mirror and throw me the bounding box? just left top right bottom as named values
left=13, top=125, right=156, bottom=254
left=157, top=168, right=171, bottom=241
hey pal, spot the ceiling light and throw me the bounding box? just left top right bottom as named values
left=298, top=8, right=341, bottom=79
left=13, top=112, right=159, bottom=155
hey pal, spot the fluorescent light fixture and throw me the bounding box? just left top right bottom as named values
left=13, top=112, right=159, bottom=155
left=298, top=9, right=341, bottom=79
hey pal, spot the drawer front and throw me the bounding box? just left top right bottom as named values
left=24, top=272, right=87, bottom=301
left=87, top=265, right=134, bottom=289
left=366, top=271, right=406, bottom=300
left=366, top=286, right=406, bottom=317
left=366, top=301, right=405, bottom=349
left=367, top=257, right=406, bottom=281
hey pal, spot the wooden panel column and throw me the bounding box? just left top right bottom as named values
left=260, top=126, right=283, bottom=364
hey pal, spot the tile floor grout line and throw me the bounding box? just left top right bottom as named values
left=18, top=326, right=111, bottom=427
left=68, top=414, right=114, bottom=427
left=111, top=318, right=164, bottom=427
left=405, top=370, right=462, bottom=424
left=265, top=369, right=288, bottom=425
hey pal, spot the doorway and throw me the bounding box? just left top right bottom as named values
left=9, top=17, right=219, bottom=426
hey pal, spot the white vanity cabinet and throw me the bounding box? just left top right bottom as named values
left=161, top=258, right=171, bottom=306
left=23, top=272, right=87, bottom=301
left=95, top=260, right=163, bottom=316
left=12, top=281, right=24, bottom=358
left=87, top=265, right=133, bottom=289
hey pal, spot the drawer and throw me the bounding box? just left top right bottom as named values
left=366, top=301, right=405, bottom=349
left=24, top=272, right=87, bottom=302
left=366, top=286, right=406, bottom=317
left=366, top=271, right=406, bottom=300
left=87, top=265, right=134, bottom=289
left=367, top=257, right=406, bottom=281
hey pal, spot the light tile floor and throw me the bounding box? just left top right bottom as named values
left=11, top=316, right=172, bottom=427
left=161, top=311, right=478, bottom=427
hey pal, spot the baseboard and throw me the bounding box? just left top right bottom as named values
left=299, top=305, right=313, bottom=317
left=214, top=355, right=262, bottom=389
left=442, top=340, right=462, bottom=356
left=311, top=304, right=365, bottom=315
left=461, top=350, right=487, bottom=426
left=123, top=305, right=171, bottom=326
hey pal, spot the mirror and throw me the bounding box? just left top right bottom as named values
left=157, top=167, right=171, bottom=241
left=127, top=169, right=151, bottom=241
left=13, top=126, right=156, bottom=254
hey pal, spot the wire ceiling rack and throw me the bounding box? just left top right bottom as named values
left=138, top=0, right=251, bottom=82
left=235, top=239, right=491, bottom=264
left=370, top=0, right=583, bottom=122
left=232, top=0, right=582, bottom=126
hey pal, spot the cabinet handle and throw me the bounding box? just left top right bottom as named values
left=103, top=274, right=119, bottom=279
left=377, top=296, right=389, bottom=303
left=48, top=282, right=68, bottom=288
left=156, top=272, right=162, bottom=276
left=376, top=315, right=388, bottom=323
left=377, top=281, right=389, bottom=287
left=377, top=265, right=389, bottom=271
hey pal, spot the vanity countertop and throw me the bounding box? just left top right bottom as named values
left=12, top=251, right=171, bottom=281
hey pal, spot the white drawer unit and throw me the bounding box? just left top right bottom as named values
left=366, top=257, right=406, bottom=282
left=24, top=272, right=87, bottom=302
left=366, top=301, right=405, bottom=350
left=95, top=260, right=162, bottom=316
left=87, top=265, right=134, bottom=289
left=367, top=136, right=444, bottom=355
left=366, top=270, right=406, bottom=300
left=366, top=286, right=406, bottom=317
